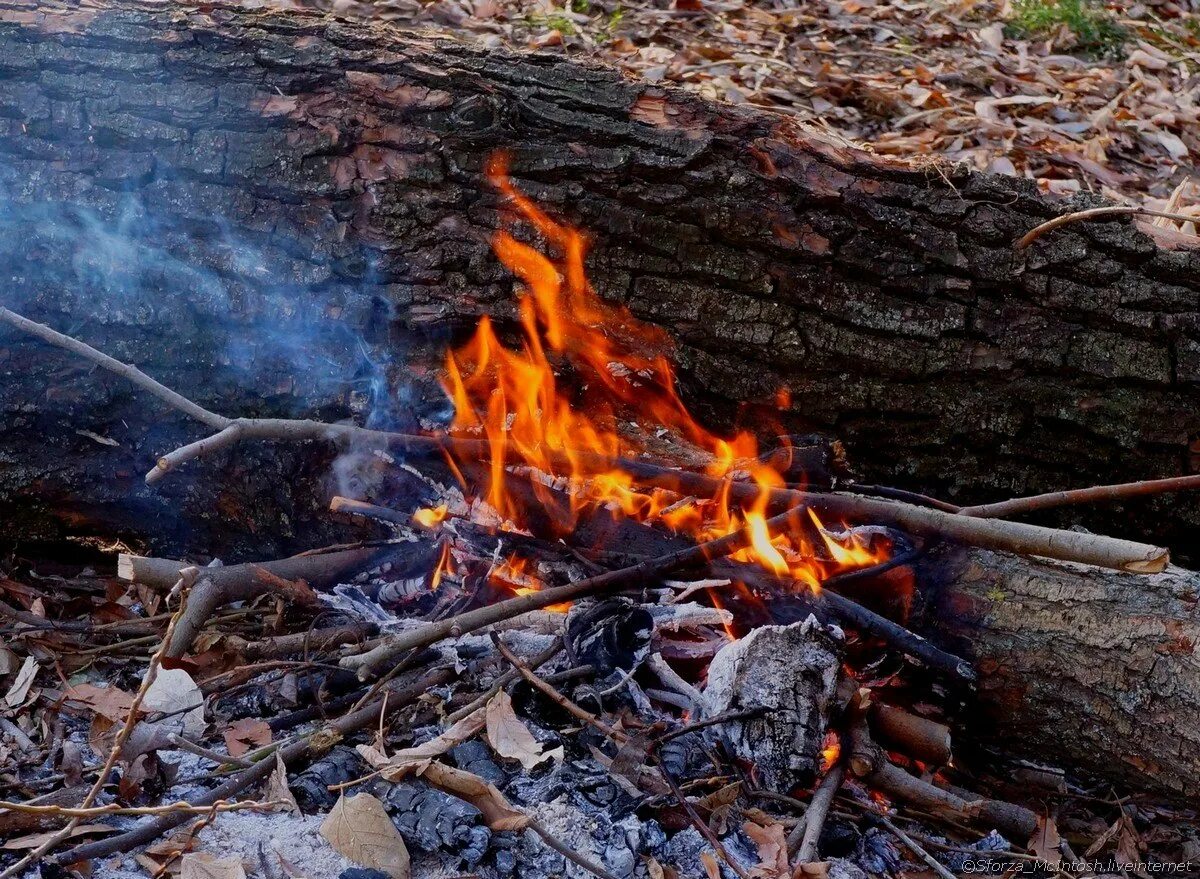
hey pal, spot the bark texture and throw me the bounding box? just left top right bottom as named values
left=920, top=546, right=1200, bottom=799
left=2, top=1, right=1200, bottom=557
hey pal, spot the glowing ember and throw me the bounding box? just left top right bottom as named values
left=413, top=504, right=449, bottom=529
left=821, top=732, right=842, bottom=773
left=439, top=152, right=892, bottom=590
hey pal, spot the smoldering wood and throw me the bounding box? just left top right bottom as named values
left=3, top=1, right=1200, bottom=562
left=918, top=545, right=1200, bottom=800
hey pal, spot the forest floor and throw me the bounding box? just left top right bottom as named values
left=277, top=0, right=1200, bottom=217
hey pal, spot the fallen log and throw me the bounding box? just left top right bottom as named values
left=918, top=546, right=1200, bottom=799
left=2, top=1, right=1200, bottom=560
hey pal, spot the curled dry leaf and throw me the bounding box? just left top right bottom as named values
left=357, top=746, right=530, bottom=832
left=484, top=689, right=560, bottom=769
left=223, top=717, right=272, bottom=758
left=65, top=683, right=138, bottom=722
left=320, top=792, right=411, bottom=879
left=179, top=852, right=249, bottom=879
left=743, top=820, right=789, bottom=879
left=266, top=750, right=301, bottom=814
left=3, top=655, right=37, bottom=707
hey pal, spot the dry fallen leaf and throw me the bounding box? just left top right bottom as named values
left=320, top=793, right=410, bottom=879
left=3, top=824, right=113, bottom=851
left=223, top=718, right=272, bottom=758
left=357, top=747, right=530, bottom=832
left=3, top=656, right=38, bottom=707
left=143, top=668, right=204, bottom=737
left=180, top=852, right=249, bottom=879
left=266, top=751, right=301, bottom=814
left=1028, top=815, right=1063, bottom=869
left=484, top=689, right=560, bottom=769
left=65, top=683, right=138, bottom=722
left=744, top=820, right=789, bottom=879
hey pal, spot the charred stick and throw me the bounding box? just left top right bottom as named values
left=869, top=704, right=952, bottom=766
left=446, top=637, right=564, bottom=724
left=165, top=734, right=254, bottom=769
left=651, top=751, right=752, bottom=879
left=54, top=666, right=456, bottom=866
left=491, top=634, right=625, bottom=742
left=1, top=306, right=1169, bottom=572
left=795, top=764, right=845, bottom=864
left=712, top=562, right=976, bottom=683
left=874, top=812, right=958, bottom=879
left=239, top=623, right=376, bottom=661
left=846, top=719, right=1037, bottom=841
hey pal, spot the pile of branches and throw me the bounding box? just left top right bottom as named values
left=1, top=307, right=1199, bottom=878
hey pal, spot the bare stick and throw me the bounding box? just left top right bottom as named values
left=165, top=734, right=255, bottom=769
left=1016, top=205, right=1200, bottom=249
left=869, top=704, right=952, bottom=766
left=0, top=799, right=277, bottom=819
left=1, top=305, right=1170, bottom=572
left=446, top=638, right=563, bottom=724
left=795, top=764, right=844, bottom=864
left=1, top=574, right=194, bottom=878
left=958, top=473, right=1200, bottom=519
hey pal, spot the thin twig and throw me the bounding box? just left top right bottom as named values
left=491, top=634, right=626, bottom=743
left=527, top=818, right=622, bottom=879
left=0, top=798, right=280, bottom=819
left=652, top=752, right=752, bottom=879
left=447, top=638, right=563, bottom=724
left=166, top=734, right=254, bottom=769
left=958, top=473, right=1200, bottom=519
left=0, top=305, right=1169, bottom=573
left=1016, top=205, right=1200, bottom=249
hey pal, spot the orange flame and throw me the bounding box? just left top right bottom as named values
left=413, top=504, right=449, bottom=529
left=440, top=153, right=890, bottom=589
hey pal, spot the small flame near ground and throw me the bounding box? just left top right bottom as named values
left=427, top=152, right=890, bottom=604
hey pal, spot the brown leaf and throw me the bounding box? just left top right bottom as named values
left=266, top=751, right=301, bottom=814
left=65, top=683, right=138, bottom=722
left=4, top=656, right=38, bottom=707
left=484, top=690, right=559, bottom=769
left=3, top=824, right=113, bottom=851
left=744, top=820, right=789, bottom=879
left=358, top=747, right=529, bottom=832
left=180, top=853, right=248, bottom=879
left=223, top=718, right=272, bottom=758
left=1028, top=815, right=1062, bottom=869
left=320, top=793, right=411, bottom=879
left=363, top=710, right=485, bottom=764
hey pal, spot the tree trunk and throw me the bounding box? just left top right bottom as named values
left=918, top=546, right=1200, bottom=799
left=2, top=1, right=1200, bottom=559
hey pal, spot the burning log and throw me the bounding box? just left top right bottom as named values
left=3, top=0, right=1200, bottom=561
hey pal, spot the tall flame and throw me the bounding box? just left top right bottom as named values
left=440, top=153, right=889, bottom=588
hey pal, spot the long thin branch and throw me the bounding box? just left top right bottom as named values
left=1016, top=205, right=1200, bottom=249
left=958, top=473, right=1200, bottom=519
left=1, top=305, right=1171, bottom=572
left=795, top=764, right=844, bottom=864
left=0, top=306, right=229, bottom=429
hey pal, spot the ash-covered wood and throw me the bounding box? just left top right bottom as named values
left=699, top=617, right=842, bottom=791
left=2, top=1, right=1200, bottom=559
left=919, top=545, right=1200, bottom=799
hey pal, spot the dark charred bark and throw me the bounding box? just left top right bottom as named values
left=919, top=546, right=1200, bottom=799
left=2, top=1, right=1200, bottom=559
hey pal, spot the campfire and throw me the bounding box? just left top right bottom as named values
left=2, top=103, right=1199, bottom=879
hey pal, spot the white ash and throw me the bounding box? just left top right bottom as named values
left=699, top=615, right=843, bottom=791
left=93, top=811, right=353, bottom=879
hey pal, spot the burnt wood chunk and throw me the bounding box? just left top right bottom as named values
left=1, top=2, right=1200, bottom=558
left=698, top=616, right=842, bottom=790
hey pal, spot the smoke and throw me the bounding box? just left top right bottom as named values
left=0, top=171, right=434, bottom=504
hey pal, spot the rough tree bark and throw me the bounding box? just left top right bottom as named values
left=2, top=0, right=1200, bottom=559
left=919, top=546, right=1200, bottom=799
